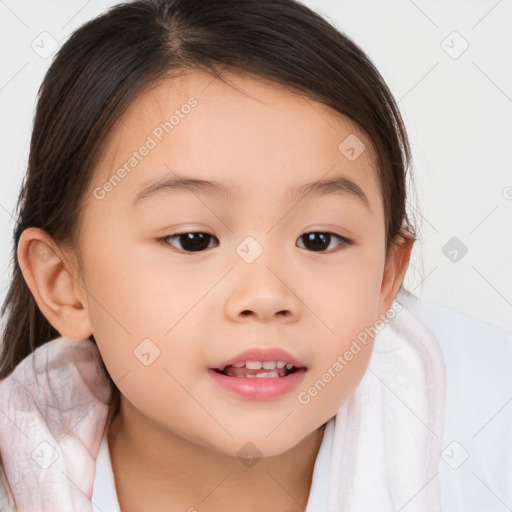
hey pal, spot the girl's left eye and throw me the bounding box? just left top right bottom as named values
left=158, top=231, right=353, bottom=253
left=297, top=232, right=353, bottom=252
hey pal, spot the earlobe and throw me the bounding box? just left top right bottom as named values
left=17, top=227, right=93, bottom=341
left=379, top=229, right=415, bottom=316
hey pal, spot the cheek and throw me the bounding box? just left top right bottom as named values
left=300, top=336, right=374, bottom=417
left=82, top=237, right=202, bottom=335
left=301, top=241, right=384, bottom=344
left=294, top=247, right=383, bottom=413
left=82, top=253, right=211, bottom=444
left=80, top=241, right=211, bottom=387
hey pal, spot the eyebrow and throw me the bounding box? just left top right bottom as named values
left=132, top=171, right=371, bottom=210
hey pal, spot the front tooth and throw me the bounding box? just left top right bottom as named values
left=254, top=370, right=280, bottom=378
left=262, top=361, right=276, bottom=370
left=276, top=361, right=286, bottom=369
left=286, top=363, right=293, bottom=370
left=246, top=360, right=262, bottom=370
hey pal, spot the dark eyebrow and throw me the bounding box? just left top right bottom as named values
left=133, top=174, right=235, bottom=205
left=290, top=176, right=370, bottom=210
left=132, top=171, right=371, bottom=211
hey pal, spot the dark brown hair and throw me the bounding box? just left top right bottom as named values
left=0, top=0, right=417, bottom=410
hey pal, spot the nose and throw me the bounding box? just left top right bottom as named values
left=224, top=262, right=302, bottom=324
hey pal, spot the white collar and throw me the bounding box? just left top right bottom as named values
left=92, top=427, right=120, bottom=512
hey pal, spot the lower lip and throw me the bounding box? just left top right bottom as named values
left=207, top=368, right=307, bottom=401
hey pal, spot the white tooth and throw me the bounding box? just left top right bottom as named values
left=255, top=370, right=279, bottom=378
left=232, top=362, right=245, bottom=367
left=262, top=361, right=276, bottom=370
left=245, top=374, right=256, bottom=378
left=276, top=361, right=286, bottom=368
left=218, top=366, right=226, bottom=371
left=246, top=360, right=262, bottom=369
left=286, top=363, right=293, bottom=370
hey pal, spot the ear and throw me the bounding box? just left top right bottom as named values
left=17, top=227, right=93, bottom=341
left=378, top=229, right=415, bottom=317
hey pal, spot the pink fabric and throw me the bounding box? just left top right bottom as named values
left=0, top=337, right=111, bottom=512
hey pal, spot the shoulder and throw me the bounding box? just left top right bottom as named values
left=397, top=290, right=512, bottom=510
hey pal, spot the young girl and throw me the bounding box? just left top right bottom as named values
left=0, top=0, right=449, bottom=510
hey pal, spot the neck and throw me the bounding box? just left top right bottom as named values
left=108, top=396, right=326, bottom=512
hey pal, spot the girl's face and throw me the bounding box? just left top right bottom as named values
left=75, top=69, right=403, bottom=457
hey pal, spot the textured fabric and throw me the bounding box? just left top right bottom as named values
left=0, top=338, right=111, bottom=512
left=325, top=301, right=446, bottom=511
left=399, top=291, right=512, bottom=512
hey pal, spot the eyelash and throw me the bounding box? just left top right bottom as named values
left=157, top=231, right=353, bottom=254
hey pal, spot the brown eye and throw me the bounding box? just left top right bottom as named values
left=162, top=232, right=218, bottom=252
left=297, top=232, right=351, bottom=252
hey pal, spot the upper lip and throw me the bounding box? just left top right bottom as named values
left=211, top=347, right=306, bottom=369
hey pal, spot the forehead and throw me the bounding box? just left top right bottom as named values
left=91, top=68, right=382, bottom=215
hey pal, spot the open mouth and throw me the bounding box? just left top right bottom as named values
left=208, top=357, right=307, bottom=400
left=212, top=360, right=304, bottom=378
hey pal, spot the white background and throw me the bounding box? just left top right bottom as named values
left=0, top=0, right=511, bottom=334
